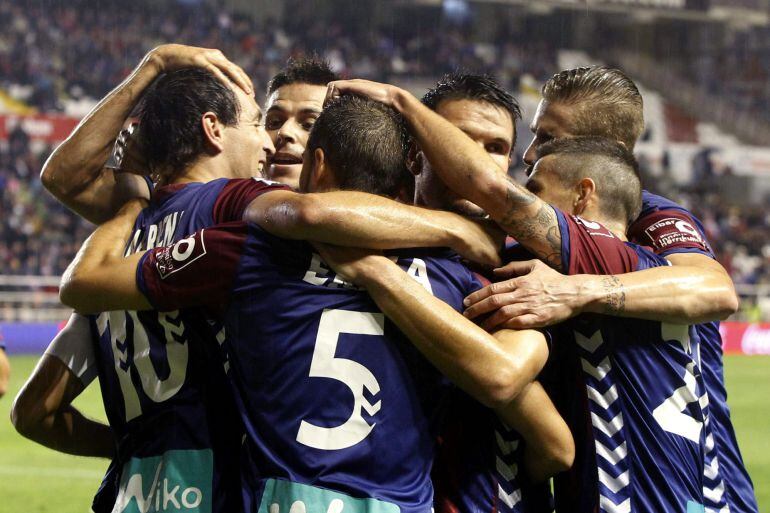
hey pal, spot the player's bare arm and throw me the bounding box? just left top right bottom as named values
left=495, top=381, right=574, bottom=482
left=315, top=244, right=549, bottom=409
left=327, top=79, right=563, bottom=269
left=0, top=348, right=9, bottom=398
left=246, top=189, right=503, bottom=267
left=41, top=44, right=252, bottom=224
left=59, top=200, right=150, bottom=313
left=12, top=315, right=114, bottom=458
left=464, top=257, right=739, bottom=329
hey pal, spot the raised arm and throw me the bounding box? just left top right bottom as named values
left=11, top=314, right=115, bottom=458
left=314, top=244, right=548, bottom=409
left=246, top=189, right=503, bottom=267
left=326, top=80, right=564, bottom=269
left=41, top=44, right=253, bottom=224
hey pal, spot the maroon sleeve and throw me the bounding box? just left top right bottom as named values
left=562, top=214, right=639, bottom=275
left=212, top=178, right=291, bottom=223
left=627, top=209, right=712, bottom=257
left=137, top=222, right=249, bottom=312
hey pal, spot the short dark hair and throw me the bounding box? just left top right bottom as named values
left=306, top=95, right=411, bottom=198
left=422, top=72, right=522, bottom=138
left=542, top=66, right=644, bottom=151
left=267, top=56, right=340, bottom=96
left=138, top=68, right=240, bottom=181
left=536, top=136, right=642, bottom=225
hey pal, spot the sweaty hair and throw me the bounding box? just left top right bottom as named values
left=542, top=66, right=644, bottom=151
left=138, top=68, right=240, bottom=181
left=267, top=56, right=340, bottom=95
left=306, top=95, right=411, bottom=198
left=536, top=136, right=642, bottom=225
left=422, top=72, right=521, bottom=139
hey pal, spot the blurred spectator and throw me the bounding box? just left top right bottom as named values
left=0, top=0, right=766, bottom=320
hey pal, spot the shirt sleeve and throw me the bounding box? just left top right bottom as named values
left=44, top=313, right=98, bottom=386
left=212, top=177, right=291, bottom=223
left=627, top=208, right=714, bottom=258
left=554, top=209, right=639, bottom=275
left=137, top=222, right=250, bottom=312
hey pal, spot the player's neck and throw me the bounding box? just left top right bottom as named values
left=579, top=205, right=629, bottom=241
left=601, top=219, right=629, bottom=241
left=171, top=159, right=234, bottom=185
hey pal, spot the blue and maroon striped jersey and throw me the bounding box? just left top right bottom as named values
left=91, top=178, right=288, bottom=513
left=137, top=222, right=485, bottom=513
left=551, top=210, right=713, bottom=513
left=629, top=191, right=758, bottom=513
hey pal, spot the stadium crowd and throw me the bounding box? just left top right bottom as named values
left=0, top=0, right=556, bottom=112
left=1, top=0, right=764, bottom=506
left=2, top=120, right=768, bottom=291
left=0, top=0, right=767, bottom=292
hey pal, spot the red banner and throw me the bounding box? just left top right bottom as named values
left=719, top=322, right=770, bottom=355
left=0, top=114, right=79, bottom=143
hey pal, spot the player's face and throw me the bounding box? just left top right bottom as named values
left=523, top=100, right=577, bottom=170
left=416, top=98, right=514, bottom=217
left=264, top=83, right=327, bottom=189
left=223, top=87, right=274, bottom=179
left=525, top=155, right=576, bottom=213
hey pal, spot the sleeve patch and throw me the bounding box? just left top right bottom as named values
left=154, top=231, right=208, bottom=280
left=643, top=217, right=706, bottom=251
left=573, top=216, right=617, bottom=239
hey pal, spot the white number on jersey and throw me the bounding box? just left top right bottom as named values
left=652, top=324, right=703, bottom=443
left=97, top=310, right=189, bottom=421
left=296, top=309, right=384, bottom=450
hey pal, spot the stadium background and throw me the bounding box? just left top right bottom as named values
left=0, top=0, right=767, bottom=510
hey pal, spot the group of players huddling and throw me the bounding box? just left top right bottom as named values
left=9, top=43, right=758, bottom=513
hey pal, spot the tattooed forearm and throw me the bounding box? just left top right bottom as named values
left=497, top=182, right=563, bottom=271
left=601, top=275, right=626, bottom=315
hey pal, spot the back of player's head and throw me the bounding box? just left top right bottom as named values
left=267, top=56, right=340, bottom=95
left=536, top=136, right=642, bottom=225
left=542, top=66, right=643, bottom=151
left=138, top=68, right=240, bottom=180
left=422, top=72, right=522, bottom=127
left=306, top=95, right=411, bottom=198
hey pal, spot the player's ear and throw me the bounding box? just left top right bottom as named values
left=574, top=177, right=596, bottom=215
left=201, top=111, right=225, bottom=153
left=406, top=142, right=424, bottom=177
left=311, top=147, right=333, bottom=189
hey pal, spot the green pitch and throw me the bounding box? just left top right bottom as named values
left=0, top=354, right=767, bottom=512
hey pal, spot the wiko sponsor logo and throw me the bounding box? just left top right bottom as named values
left=113, top=450, right=212, bottom=513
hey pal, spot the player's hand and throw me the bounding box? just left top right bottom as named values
left=312, top=242, right=388, bottom=286
left=452, top=218, right=505, bottom=268
left=325, top=79, right=404, bottom=108
left=112, top=121, right=150, bottom=176
left=146, top=44, right=253, bottom=96
left=463, top=259, right=584, bottom=330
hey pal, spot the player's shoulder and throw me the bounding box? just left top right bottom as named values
left=622, top=240, right=670, bottom=270
left=630, top=190, right=714, bottom=258
left=559, top=213, right=642, bottom=275
left=390, top=247, right=470, bottom=278
left=390, top=248, right=482, bottom=301
left=640, top=190, right=690, bottom=215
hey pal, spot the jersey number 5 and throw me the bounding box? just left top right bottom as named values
left=296, top=309, right=384, bottom=451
